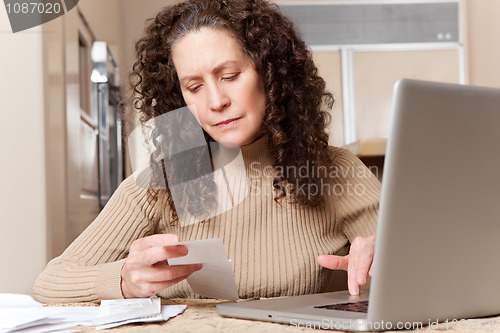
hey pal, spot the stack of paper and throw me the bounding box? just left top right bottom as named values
left=93, top=298, right=186, bottom=330
left=0, top=293, right=93, bottom=332
left=0, top=294, right=186, bottom=332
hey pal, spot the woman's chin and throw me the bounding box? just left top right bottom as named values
left=211, top=134, right=245, bottom=147
left=209, top=128, right=263, bottom=147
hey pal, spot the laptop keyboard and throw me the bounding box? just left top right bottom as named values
left=314, top=300, right=369, bottom=313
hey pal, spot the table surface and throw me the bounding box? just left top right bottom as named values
left=53, top=298, right=500, bottom=333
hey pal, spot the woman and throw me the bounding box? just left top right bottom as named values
left=34, top=0, right=380, bottom=303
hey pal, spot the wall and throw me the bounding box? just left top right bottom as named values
left=0, top=0, right=127, bottom=295
left=78, top=0, right=123, bottom=67
left=119, top=0, right=178, bottom=176
left=43, top=10, right=67, bottom=268
left=0, top=13, right=47, bottom=293
left=466, top=0, right=500, bottom=88
left=120, top=0, right=178, bottom=87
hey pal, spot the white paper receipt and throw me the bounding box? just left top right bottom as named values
left=165, top=238, right=239, bottom=300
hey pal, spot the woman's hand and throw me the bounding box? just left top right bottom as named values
left=317, top=235, right=375, bottom=296
left=121, top=234, right=202, bottom=298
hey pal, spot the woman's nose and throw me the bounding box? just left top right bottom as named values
left=208, top=84, right=231, bottom=112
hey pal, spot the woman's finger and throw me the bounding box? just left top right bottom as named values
left=146, top=263, right=203, bottom=283
left=129, top=234, right=180, bottom=254
left=316, top=254, right=349, bottom=271
left=347, top=250, right=360, bottom=296
left=137, top=245, right=189, bottom=266
left=355, top=243, right=374, bottom=285
left=346, top=237, right=366, bottom=296
left=356, top=235, right=375, bottom=284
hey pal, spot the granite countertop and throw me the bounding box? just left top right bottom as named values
left=50, top=298, right=500, bottom=333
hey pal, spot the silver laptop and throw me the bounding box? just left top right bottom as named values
left=216, top=79, right=500, bottom=330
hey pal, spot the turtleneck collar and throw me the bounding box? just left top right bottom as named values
left=211, top=135, right=273, bottom=172
left=240, top=135, right=270, bottom=162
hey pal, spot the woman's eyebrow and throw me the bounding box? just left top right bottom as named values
left=212, top=60, right=240, bottom=74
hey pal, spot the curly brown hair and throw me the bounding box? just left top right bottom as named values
left=128, top=0, right=334, bottom=222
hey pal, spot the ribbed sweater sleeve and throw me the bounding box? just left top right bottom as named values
left=33, top=176, right=158, bottom=304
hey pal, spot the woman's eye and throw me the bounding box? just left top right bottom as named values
left=188, top=85, right=201, bottom=93
left=223, top=73, right=240, bottom=81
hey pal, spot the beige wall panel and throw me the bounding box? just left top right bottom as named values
left=312, top=51, right=344, bottom=146
left=0, top=18, right=47, bottom=292
left=65, top=9, right=88, bottom=247
left=43, top=16, right=68, bottom=259
left=353, top=49, right=461, bottom=140
left=466, top=0, right=500, bottom=88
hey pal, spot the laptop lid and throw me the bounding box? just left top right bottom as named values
left=368, top=79, right=500, bottom=326
left=217, top=79, right=500, bottom=330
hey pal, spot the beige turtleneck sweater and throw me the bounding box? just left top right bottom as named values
left=33, top=136, right=380, bottom=303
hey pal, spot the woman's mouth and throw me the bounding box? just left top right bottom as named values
left=214, top=117, right=241, bottom=129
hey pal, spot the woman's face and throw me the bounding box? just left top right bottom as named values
left=171, top=27, right=266, bottom=147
